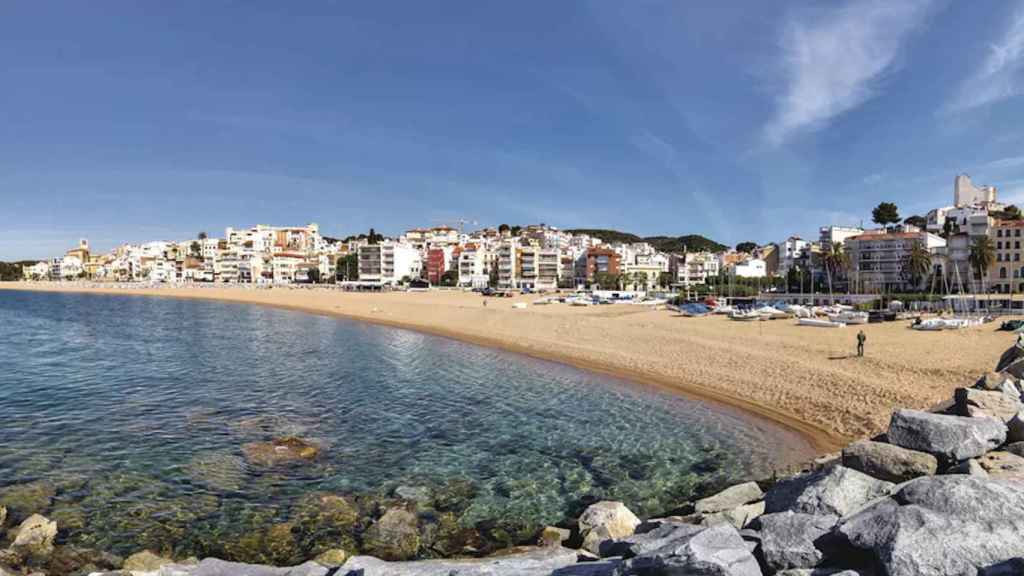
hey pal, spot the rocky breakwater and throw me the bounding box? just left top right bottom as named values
left=11, top=347, right=1024, bottom=575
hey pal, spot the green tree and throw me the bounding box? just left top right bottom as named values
left=872, top=202, right=901, bottom=228
left=335, top=253, right=358, bottom=281
left=498, top=224, right=510, bottom=234
left=903, top=215, right=927, bottom=229
left=969, top=236, right=995, bottom=294
left=903, top=241, right=932, bottom=291
left=735, top=241, right=758, bottom=253
left=307, top=267, right=321, bottom=284
left=440, top=269, right=459, bottom=287
left=198, top=231, right=208, bottom=240
left=367, top=228, right=381, bottom=245
left=822, top=243, right=850, bottom=296
left=593, top=272, right=622, bottom=290
left=657, top=271, right=672, bottom=289
left=190, top=241, right=202, bottom=259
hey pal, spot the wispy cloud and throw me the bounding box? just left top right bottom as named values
left=983, top=156, right=1024, bottom=171
left=765, top=0, right=932, bottom=145
left=946, top=4, right=1024, bottom=112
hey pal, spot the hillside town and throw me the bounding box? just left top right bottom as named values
left=14, top=174, right=1020, bottom=296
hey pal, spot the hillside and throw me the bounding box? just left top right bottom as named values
left=565, top=229, right=726, bottom=253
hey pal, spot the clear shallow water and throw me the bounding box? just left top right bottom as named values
left=0, top=290, right=802, bottom=563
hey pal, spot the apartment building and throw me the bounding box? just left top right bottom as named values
left=357, top=242, right=421, bottom=285
left=819, top=226, right=863, bottom=250
left=497, top=240, right=519, bottom=289
left=516, top=244, right=560, bottom=290
left=457, top=244, right=490, bottom=288
left=845, top=230, right=946, bottom=292
left=989, top=220, right=1024, bottom=293
left=584, top=247, right=621, bottom=284
left=670, top=252, right=719, bottom=287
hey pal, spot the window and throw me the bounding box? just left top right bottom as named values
left=998, top=241, right=1004, bottom=249
left=999, top=230, right=1004, bottom=237
left=1001, top=267, right=1008, bottom=279
left=1016, top=241, right=1020, bottom=249
left=1017, top=230, right=1021, bottom=237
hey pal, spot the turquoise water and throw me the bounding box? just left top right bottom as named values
left=0, top=290, right=805, bottom=564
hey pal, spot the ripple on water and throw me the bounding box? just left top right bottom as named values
left=0, top=290, right=805, bottom=563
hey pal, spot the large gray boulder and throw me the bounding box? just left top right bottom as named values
left=602, top=521, right=705, bottom=559
left=627, top=523, right=762, bottom=576
left=887, top=409, right=1006, bottom=462
left=841, top=440, right=938, bottom=483
left=339, top=546, right=579, bottom=575
left=836, top=475, right=1024, bottom=576
left=758, top=511, right=838, bottom=572
left=774, top=570, right=862, bottom=576
left=764, top=466, right=893, bottom=517
left=11, top=513, right=57, bottom=560
left=955, top=388, right=1022, bottom=422
left=703, top=501, right=765, bottom=530
left=695, top=482, right=764, bottom=515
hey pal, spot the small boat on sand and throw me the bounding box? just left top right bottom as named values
left=798, top=318, right=846, bottom=328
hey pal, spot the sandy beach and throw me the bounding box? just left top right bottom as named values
left=2, top=283, right=1013, bottom=453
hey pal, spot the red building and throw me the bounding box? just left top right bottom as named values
left=426, top=248, right=447, bottom=285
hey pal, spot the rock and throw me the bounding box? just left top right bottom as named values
left=977, top=451, right=1024, bottom=480
left=188, top=451, right=249, bottom=492
left=241, top=437, right=321, bottom=466
left=948, top=458, right=989, bottom=477
left=0, top=481, right=56, bottom=523
left=340, top=546, right=579, bottom=575
left=887, top=409, right=1006, bottom=462
left=694, top=482, right=764, bottom=515
left=626, top=522, right=762, bottom=576
left=996, top=343, right=1024, bottom=375
left=577, top=501, right=640, bottom=555
left=764, top=465, right=893, bottom=517
left=774, top=565, right=864, bottom=569
left=11, top=513, right=57, bottom=560
left=539, top=526, right=571, bottom=547
left=144, top=558, right=330, bottom=575
left=123, top=550, right=175, bottom=572
left=1007, top=411, right=1024, bottom=443
left=550, top=558, right=627, bottom=575
left=313, top=549, right=348, bottom=567
left=602, top=521, right=705, bottom=559
left=758, top=511, right=838, bottom=572
left=1006, top=441, right=1024, bottom=457
left=702, top=501, right=765, bottom=530
left=363, top=508, right=421, bottom=561
left=983, top=558, right=1024, bottom=575
left=956, top=388, right=1022, bottom=422
left=394, top=486, right=432, bottom=506
left=42, top=545, right=124, bottom=575
left=841, top=440, right=938, bottom=483
left=836, top=475, right=1024, bottom=576
left=977, top=371, right=1013, bottom=391
left=0, top=504, right=6, bottom=529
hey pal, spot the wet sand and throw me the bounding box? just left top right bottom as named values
left=3, top=283, right=1012, bottom=454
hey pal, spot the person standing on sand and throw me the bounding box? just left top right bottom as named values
left=856, top=330, right=866, bottom=358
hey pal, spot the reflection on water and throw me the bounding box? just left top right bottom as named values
left=0, top=290, right=800, bottom=564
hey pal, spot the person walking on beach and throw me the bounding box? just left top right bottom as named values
left=856, top=330, right=866, bottom=358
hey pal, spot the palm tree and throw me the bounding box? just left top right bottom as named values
left=969, top=236, right=995, bottom=296
left=904, top=241, right=932, bottom=292
left=822, top=243, right=849, bottom=298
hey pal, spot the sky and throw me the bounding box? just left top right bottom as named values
left=3, top=1, right=1024, bottom=259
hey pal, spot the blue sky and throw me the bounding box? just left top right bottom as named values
left=3, top=1, right=1024, bottom=259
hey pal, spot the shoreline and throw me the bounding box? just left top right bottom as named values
left=0, top=282, right=836, bottom=454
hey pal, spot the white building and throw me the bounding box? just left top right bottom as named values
left=778, top=237, right=809, bottom=275
left=819, top=226, right=863, bottom=250
left=732, top=258, right=767, bottom=278
left=357, top=242, right=422, bottom=285
left=671, top=252, right=719, bottom=287
left=955, top=173, right=997, bottom=207
left=845, top=230, right=946, bottom=292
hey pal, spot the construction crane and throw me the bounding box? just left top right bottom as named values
left=436, top=218, right=479, bottom=235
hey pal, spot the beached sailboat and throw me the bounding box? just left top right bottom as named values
left=798, top=318, right=846, bottom=328
left=828, top=311, right=869, bottom=325
left=729, top=309, right=763, bottom=321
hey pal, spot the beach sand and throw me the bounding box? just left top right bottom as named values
left=3, top=283, right=1012, bottom=453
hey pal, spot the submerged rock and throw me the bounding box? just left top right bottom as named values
left=0, top=481, right=56, bottom=523
left=313, top=548, right=348, bottom=567
left=241, top=437, right=320, bottom=466
left=123, top=549, right=175, bottom=572
left=187, top=451, right=249, bottom=492
left=887, top=409, right=1006, bottom=462
left=764, top=466, right=893, bottom=517
left=363, top=508, right=421, bottom=561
